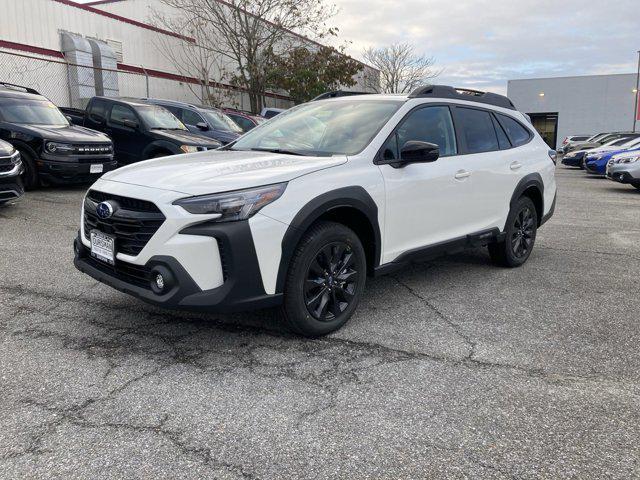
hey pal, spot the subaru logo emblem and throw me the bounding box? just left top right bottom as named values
left=96, top=201, right=114, bottom=219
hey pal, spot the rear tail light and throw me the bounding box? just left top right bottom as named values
left=548, top=149, right=557, bottom=165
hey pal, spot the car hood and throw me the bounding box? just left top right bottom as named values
left=151, top=129, right=221, bottom=147
left=210, top=129, right=241, bottom=144
left=101, top=149, right=347, bottom=195
left=4, top=123, right=111, bottom=143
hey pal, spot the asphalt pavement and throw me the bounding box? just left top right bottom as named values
left=1, top=166, right=639, bottom=479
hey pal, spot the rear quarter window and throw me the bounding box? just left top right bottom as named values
left=496, top=114, right=532, bottom=146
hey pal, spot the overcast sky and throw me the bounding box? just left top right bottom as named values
left=77, top=0, right=640, bottom=94
left=330, top=0, right=640, bottom=93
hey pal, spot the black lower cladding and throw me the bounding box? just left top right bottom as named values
left=0, top=176, right=24, bottom=201
left=74, top=218, right=282, bottom=312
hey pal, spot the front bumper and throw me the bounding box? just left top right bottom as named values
left=584, top=159, right=606, bottom=175
left=0, top=176, right=24, bottom=202
left=37, top=155, right=117, bottom=184
left=606, top=164, right=640, bottom=185
left=561, top=153, right=584, bottom=166
left=73, top=218, right=282, bottom=313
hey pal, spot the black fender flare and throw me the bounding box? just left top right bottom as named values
left=510, top=172, right=544, bottom=221
left=275, top=186, right=381, bottom=293
left=142, top=140, right=180, bottom=159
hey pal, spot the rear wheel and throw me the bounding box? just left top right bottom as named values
left=17, top=148, right=38, bottom=190
left=489, top=196, right=538, bottom=268
left=282, top=221, right=366, bottom=337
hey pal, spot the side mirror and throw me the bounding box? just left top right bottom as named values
left=400, top=141, right=439, bottom=164
left=65, top=115, right=73, bottom=123
left=122, top=118, right=139, bottom=130
left=196, top=122, right=210, bottom=131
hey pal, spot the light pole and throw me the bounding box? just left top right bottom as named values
left=634, top=50, right=640, bottom=132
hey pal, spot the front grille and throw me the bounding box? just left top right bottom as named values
left=83, top=190, right=165, bottom=256
left=82, top=246, right=152, bottom=289
left=0, top=152, right=20, bottom=173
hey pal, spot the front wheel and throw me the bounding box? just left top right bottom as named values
left=17, top=148, right=39, bottom=190
left=489, top=196, right=538, bottom=268
left=282, top=221, right=366, bottom=337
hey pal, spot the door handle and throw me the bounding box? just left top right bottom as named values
left=510, top=161, right=523, bottom=170
left=454, top=170, right=471, bottom=180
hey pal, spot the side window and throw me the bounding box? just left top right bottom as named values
left=109, top=104, right=137, bottom=126
left=183, top=109, right=204, bottom=126
left=88, top=99, right=107, bottom=122
left=456, top=107, right=499, bottom=154
left=383, top=106, right=457, bottom=160
left=163, top=105, right=181, bottom=118
left=496, top=114, right=531, bottom=147
left=232, top=116, right=253, bottom=132
left=491, top=114, right=511, bottom=150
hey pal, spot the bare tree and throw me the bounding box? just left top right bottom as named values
left=151, top=11, right=237, bottom=107
left=154, top=0, right=338, bottom=113
left=362, top=43, right=440, bottom=94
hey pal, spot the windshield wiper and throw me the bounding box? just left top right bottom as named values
left=247, top=147, right=306, bottom=156
left=150, top=127, right=185, bottom=131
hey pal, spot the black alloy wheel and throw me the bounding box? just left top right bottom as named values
left=511, top=205, right=535, bottom=258
left=488, top=196, right=538, bottom=268
left=282, top=221, right=366, bottom=337
left=304, top=242, right=359, bottom=321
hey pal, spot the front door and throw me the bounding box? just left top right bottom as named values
left=378, top=105, right=478, bottom=264
left=106, top=104, right=143, bottom=164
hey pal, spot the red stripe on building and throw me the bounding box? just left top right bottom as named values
left=0, top=40, right=65, bottom=58
left=52, top=0, right=195, bottom=43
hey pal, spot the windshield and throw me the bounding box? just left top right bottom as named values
left=137, top=105, right=186, bottom=130
left=231, top=99, right=402, bottom=156
left=202, top=109, right=243, bottom=133
left=0, top=99, right=69, bottom=126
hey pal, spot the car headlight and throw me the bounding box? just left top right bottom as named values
left=173, top=183, right=287, bottom=220
left=615, top=156, right=640, bottom=164
left=180, top=145, right=199, bottom=154
left=45, top=141, right=74, bottom=154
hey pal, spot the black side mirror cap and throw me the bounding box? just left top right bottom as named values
left=196, top=122, right=209, bottom=131
left=377, top=140, right=440, bottom=168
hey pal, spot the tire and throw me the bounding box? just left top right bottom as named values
left=17, top=148, right=39, bottom=190
left=489, top=196, right=538, bottom=268
left=282, top=221, right=366, bottom=337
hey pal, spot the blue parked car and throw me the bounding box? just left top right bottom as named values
left=584, top=138, right=640, bottom=175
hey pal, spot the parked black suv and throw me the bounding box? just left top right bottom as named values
left=144, top=98, right=242, bottom=145
left=0, top=83, right=115, bottom=189
left=0, top=139, right=23, bottom=203
left=63, top=97, right=221, bottom=164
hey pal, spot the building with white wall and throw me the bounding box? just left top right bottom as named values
left=508, top=74, right=639, bottom=149
left=0, top=0, right=378, bottom=110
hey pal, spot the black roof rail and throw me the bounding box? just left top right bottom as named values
left=0, top=82, right=41, bottom=95
left=311, top=90, right=372, bottom=101
left=408, top=84, right=516, bottom=110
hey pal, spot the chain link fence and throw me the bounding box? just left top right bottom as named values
left=0, top=49, right=290, bottom=111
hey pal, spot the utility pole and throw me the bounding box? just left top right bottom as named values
left=634, top=50, right=640, bottom=132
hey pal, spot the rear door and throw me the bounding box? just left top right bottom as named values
left=84, top=99, right=108, bottom=131
left=451, top=106, right=533, bottom=230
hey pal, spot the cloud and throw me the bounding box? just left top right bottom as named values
left=330, top=0, right=640, bottom=94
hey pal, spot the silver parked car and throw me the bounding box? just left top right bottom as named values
left=606, top=152, right=640, bottom=190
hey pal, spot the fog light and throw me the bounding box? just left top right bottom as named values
left=150, top=266, right=175, bottom=294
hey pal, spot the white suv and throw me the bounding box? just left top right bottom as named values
left=74, top=86, right=557, bottom=336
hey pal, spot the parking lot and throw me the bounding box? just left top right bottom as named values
left=1, top=166, right=639, bottom=479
